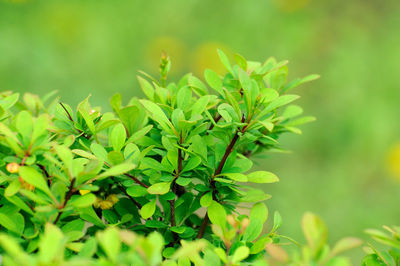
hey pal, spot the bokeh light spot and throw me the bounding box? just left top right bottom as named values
left=386, top=142, right=400, bottom=180
left=146, top=36, right=186, bottom=75
left=191, top=42, right=231, bottom=76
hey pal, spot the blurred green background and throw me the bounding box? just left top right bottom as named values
left=1, top=0, right=399, bottom=261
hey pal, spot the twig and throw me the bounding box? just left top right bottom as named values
left=53, top=178, right=76, bottom=224
left=59, top=102, right=74, bottom=122
left=197, top=116, right=247, bottom=239
left=208, top=114, right=222, bottom=131
left=116, top=182, right=142, bottom=209
left=124, top=173, right=149, bottom=188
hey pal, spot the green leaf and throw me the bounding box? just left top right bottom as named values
left=0, top=234, right=29, bottom=263
left=141, top=199, right=156, bottom=219
left=147, top=182, right=171, bottom=195
left=79, top=237, right=97, bottom=257
left=204, top=69, right=223, bottom=95
left=282, top=105, right=303, bottom=119
left=207, top=201, right=226, bottom=230
left=217, top=49, right=233, bottom=74
left=282, top=74, right=320, bottom=93
left=139, top=99, right=175, bottom=133
left=137, top=76, right=155, bottom=100
left=218, top=103, right=239, bottom=123
left=55, top=145, right=73, bottom=173
left=126, top=125, right=153, bottom=144
left=250, top=236, right=272, bottom=254
left=285, top=116, right=316, bottom=126
left=38, top=223, right=65, bottom=263
left=301, top=212, right=327, bottom=252
left=266, top=95, right=300, bottom=112
left=110, top=123, right=126, bottom=152
left=182, top=156, right=201, bottom=172
left=188, top=75, right=208, bottom=96
left=176, top=177, right=191, bottom=186
left=190, top=95, right=210, bottom=118
left=77, top=96, right=96, bottom=135
left=0, top=209, right=24, bottom=235
left=260, top=88, right=279, bottom=103
left=15, top=110, right=33, bottom=140
left=19, top=166, right=51, bottom=196
left=70, top=193, right=97, bottom=208
left=96, top=227, right=121, bottom=262
left=97, top=163, right=136, bottom=180
left=240, top=189, right=271, bottom=202
left=243, top=219, right=263, bottom=242
left=219, top=173, right=247, bottom=182
left=272, top=211, right=282, bottom=232
left=90, top=143, right=108, bottom=161
left=5, top=179, right=21, bottom=197
left=200, top=192, right=213, bottom=207
left=250, top=202, right=268, bottom=224
left=110, top=93, right=121, bottom=113
left=231, top=246, right=250, bottom=263
left=331, top=237, right=362, bottom=256
left=247, top=171, right=279, bottom=183
left=127, top=185, right=148, bottom=197
left=177, top=86, right=192, bottom=111
left=234, top=53, right=247, bottom=70
left=79, top=207, right=105, bottom=228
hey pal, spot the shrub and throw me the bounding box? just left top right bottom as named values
left=0, top=51, right=359, bottom=265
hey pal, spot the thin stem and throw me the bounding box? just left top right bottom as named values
left=53, top=178, right=76, bottom=224
left=124, top=173, right=149, bottom=188
left=197, top=116, right=247, bottom=239
left=59, top=102, right=73, bottom=122
left=208, top=114, right=222, bottom=131
left=38, top=164, right=51, bottom=186
left=214, top=132, right=240, bottom=176
left=169, top=138, right=183, bottom=227
left=103, top=162, right=149, bottom=188
left=116, top=182, right=142, bottom=209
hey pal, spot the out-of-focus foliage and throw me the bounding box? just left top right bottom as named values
left=362, top=225, right=400, bottom=265
left=0, top=0, right=399, bottom=262
left=0, top=213, right=361, bottom=265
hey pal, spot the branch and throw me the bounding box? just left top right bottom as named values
left=53, top=178, right=76, bottom=224
left=197, top=116, right=247, bottom=239
left=59, top=102, right=73, bottom=122
left=59, top=102, right=90, bottom=139
left=124, top=173, right=149, bottom=188
left=116, top=182, right=142, bottom=209
left=208, top=114, right=222, bottom=131
left=169, top=138, right=183, bottom=227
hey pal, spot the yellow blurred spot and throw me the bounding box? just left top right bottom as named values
left=387, top=143, right=400, bottom=180
left=106, top=194, right=119, bottom=204
left=192, top=42, right=231, bottom=76
left=79, top=190, right=91, bottom=196
left=146, top=37, right=186, bottom=75
left=100, top=200, right=114, bottom=210
left=273, top=0, right=310, bottom=12
left=6, top=162, right=20, bottom=173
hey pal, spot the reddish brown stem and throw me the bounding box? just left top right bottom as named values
left=208, top=114, right=222, bottom=131
left=124, top=173, right=149, bottom=188
left=53, top=178, right=76, bottom=224
left=197, top=116, right=247, bottom=239
left=169, top=140, right=183, bottom=227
